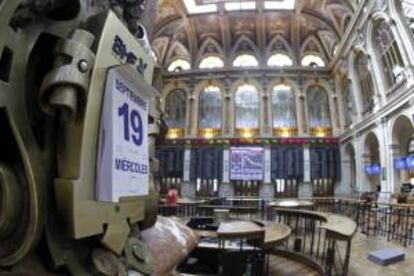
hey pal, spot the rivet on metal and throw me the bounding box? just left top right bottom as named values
left=78, top=60, right=89, bottom=72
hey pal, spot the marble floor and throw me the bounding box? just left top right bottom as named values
left=268, top=232, right=414, bottom=276
left=348, top=233, right=414, bottom=276
left=268, top=255, right=319, bottom=275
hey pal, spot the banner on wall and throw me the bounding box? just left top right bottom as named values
left=230, top=147, right=264, bottom=181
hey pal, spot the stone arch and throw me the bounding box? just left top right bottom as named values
left=197, top=37, right=225, bottom=66
left=164, top=40, right=191, bottom=68
left=300, top=34, right=328, bottom=64
left=344, top=143, right=357, bottom=189
left=231, top=35, right=261, bottom=64
left=193, top=80, right=225, bottom=133
left=390, top=114, right=414, bottom=191
left=363, top=131, right=381, bottom=192
left=265, top=34, right=295, bottom=64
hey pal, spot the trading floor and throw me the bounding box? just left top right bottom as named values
left=1, top=0, right=414, bottom=275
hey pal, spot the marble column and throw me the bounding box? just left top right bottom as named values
left=299, top=145, right=312, bottom=198
left=181, top=148, right=195, bottom=197
left=219, top=148, right=233, bottom=197
left=260, top=146, right=274, bottom=199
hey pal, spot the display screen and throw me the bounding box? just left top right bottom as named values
left=394, top=158, right=407, bottom=170
left=365, top=164, right=381, bottom=176
left=406, top=155, right=414, bottom=170
left=230, top=147, right=264, bottom=181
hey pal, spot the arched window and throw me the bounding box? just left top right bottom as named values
left=342, top=79, right=355, bottom=128
left=199, top=56, right=224, bottom=69
left=301, top=54, right=325, bottom=67
left=307, top=86, right=332, bottom=130
left=272, top=84, right=296, bottom=128
left=267, top=53, right=293, bottom=66
left=167, top=59, right=191, bottom=72
left=233, top=54, right=259, bottom=67
left=372, top=20, right=404, bottom=87
left=165, top=89, right=187, bottom=129
left=354, top=52, right=374, bottom=114
left=402, top=0, right=414, bottom=33
left=235, top=84, right=259, bottom=129
left=198, top=85, right=222, bottom=129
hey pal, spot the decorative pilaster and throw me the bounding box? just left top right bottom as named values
left=299, top=145, right=312, bottom=198
left=181, top=148, right=195, bottom=197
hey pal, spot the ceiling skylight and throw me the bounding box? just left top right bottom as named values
left=184, top=0, right=217, bottom=14
left=264, top=0, right=295, bottom=10
left=225, top=1, right=256, bottom=11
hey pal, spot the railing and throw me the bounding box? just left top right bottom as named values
left=267, top=208, right=355, bottom=276
left=305, top=198, right=414, bottom=247
left=158, top=197, right=414, bottom=248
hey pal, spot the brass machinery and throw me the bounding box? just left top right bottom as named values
left=0, top=0, right=163, bottom=274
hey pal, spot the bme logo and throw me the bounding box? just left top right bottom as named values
left=112, top=35, right=148, bottom=76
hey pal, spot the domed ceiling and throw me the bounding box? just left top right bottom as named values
left=151, top=0, right=356, bottom=67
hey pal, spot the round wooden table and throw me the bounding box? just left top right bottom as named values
left=195, top=219, right=291, bottom=250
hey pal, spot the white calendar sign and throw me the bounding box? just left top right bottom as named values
left=96, top=66, right=150, bottom=202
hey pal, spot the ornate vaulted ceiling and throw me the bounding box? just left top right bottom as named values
left=151, top=0, right=356, bottom=67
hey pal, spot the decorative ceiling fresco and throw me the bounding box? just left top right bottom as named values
left=152, top=0, right=357, bottom=66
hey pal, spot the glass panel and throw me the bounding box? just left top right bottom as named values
left=183, top=0, right=217, bottom=14
left=199, top=85, right=222, bottom=129
left=264, top=0, right=295, bottom=10
left=233, top=54, right=259, bottom=67
left=199, top=56, right=224, bottom=69
left=307, top=86, right=332, bottom=128
left=267, top=53, right=293, bottom=66
left=165, top=89, right=187, bottom=128
left=272, top=84, right=296, bottom=128
left=301, top=54, right=325, bottom=67
left=235, top=84, right=259, bottom=128
left=225, top=1, right=256, bottom=11
left=167, top=59, right=191, bottom=72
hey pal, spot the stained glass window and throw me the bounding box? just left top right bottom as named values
left=272, top=84, right=296, bottom=128
left=165, top=89, right=187, bottom=128
left=233, top=54, right=259, bottom=67
left=167, top=59, right=191, bottom=72
left=199, top=85, right=222, bottom=129
left=301, top=54, right=325, bottom=67
left=307, top=86, right=332, bottom=128
left=267, top=54, right=293, bottom=67
left=199, top=56, right=224, bottom=69
left=235, top=84, right=260, bottom=128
